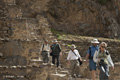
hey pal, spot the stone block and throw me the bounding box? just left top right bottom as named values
left=0, top=40, right=23, bottom=57
left=0, top=55, right=27, bottom=66
left=0, top=53, right=3, bottom=57
left=0, top=31, right=3, bottom=34
left=3, top=31, right=7, bottom=34
left=2, top=27, right=9, bottom=30
left=29, top=49, right=40, bottom=53
left=6, top=6, right=22, bottom=18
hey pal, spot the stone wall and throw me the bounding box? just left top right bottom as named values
left=0, top=0, right=54, bottom=66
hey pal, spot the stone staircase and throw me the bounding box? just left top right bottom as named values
left=0, top=0, right=71, bottom=80
left=0, top=0, right=120, bottom=80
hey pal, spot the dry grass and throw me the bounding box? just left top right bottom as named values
left=51, top=28, right=120, bottom=42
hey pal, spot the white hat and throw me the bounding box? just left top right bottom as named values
left=71, top=44, right=76, bottom=48
left=91, top=39, right=99, bottom=44
left=54, top=39, right=58, bottom=42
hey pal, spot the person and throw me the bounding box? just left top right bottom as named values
left=86, top=39, right=99, bottom=80
left=93, top=42, right=114, bottom=80
left=41, top=40, right=50, bottom=63
left=51, top=39, right=61, bottom=67
left=67, top=44, right=82, bottom=78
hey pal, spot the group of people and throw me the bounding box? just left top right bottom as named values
left=41, top=39, right=61, bottom=67
left=41, top=38, right=114, bottom=80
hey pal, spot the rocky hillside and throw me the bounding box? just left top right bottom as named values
left=0, top=0, right=120, bottom=38
left=1, top=0, right=120, bottom=39
left=48, top=0, right=120, bottom=39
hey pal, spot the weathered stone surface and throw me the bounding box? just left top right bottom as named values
left=110, top=63, right=120, bottom=80
left=0, top=55, right=27, bottom=66
left=3, top=0, right=16, bottom=5
left=0, top=40, right=23, bottom=56
left=0, top=53, right=3, bottom=57
left=6, top=5, right=22, bottom=18
left=47, top=0, right=120, bottom=39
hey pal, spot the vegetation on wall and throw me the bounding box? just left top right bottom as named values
left=51, top=28, right=120, bottom=42
left=98, top=0, right=111, bottom=5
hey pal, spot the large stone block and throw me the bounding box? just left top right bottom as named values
left=6, top=5, right=22, bottom=18
left=0, top=40, right=23, bottom=57
left=1, top=27, right=9, bottom=31
left=0, top=55, right=27, bottom=66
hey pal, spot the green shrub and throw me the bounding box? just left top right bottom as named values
left=98, top=0, right=108, bottom=5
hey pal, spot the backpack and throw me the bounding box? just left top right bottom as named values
left=53, top=44, right=61, bottom=52
left=89, top=46, right=93, bottom=60
left=52, top=44, right=61, bottom=56
left=42, top=44, right=44, bottom=51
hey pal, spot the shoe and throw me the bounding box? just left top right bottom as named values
left=50, top=63, right=54, bottom=66
left=72, top=74, right=77, bottom=78
left=57, top=66, right=61, bottom=70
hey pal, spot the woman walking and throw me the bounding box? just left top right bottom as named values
left=93, top=42, right=114, bottom=80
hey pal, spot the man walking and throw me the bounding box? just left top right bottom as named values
left=67, top=44, right=82, bottom=78
left=86, top=39, right=99, bottom=80
left=41, top=40, right=50, bottom=63
left=51, top=39, right=61, bottom=67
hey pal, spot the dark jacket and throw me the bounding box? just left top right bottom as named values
left=51, top=44, right=61, bottom=56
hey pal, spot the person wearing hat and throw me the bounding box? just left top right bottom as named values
left=93, top=42, right=114, bottom=80
left=86, top=39, right=99, bottom=80
left=50, top=39, right=61, bottom=67
left=67, top=44, right=82, bottom=78
left=41, top=40, right=50, bottom=63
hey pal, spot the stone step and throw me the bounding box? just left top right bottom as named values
left=29, top=49, right=40, bottom=53
left=30, top=57, right=42, bottom=62
left=50, top=73, right=67, bottom=77
left=59, top=70, right=69, bottom=74
left=0, top=65, right=27, bottom=69
left=3, top=75, right=24, bottom=79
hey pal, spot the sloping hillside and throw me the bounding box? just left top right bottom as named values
left=48, top=0, right=120, bottom=39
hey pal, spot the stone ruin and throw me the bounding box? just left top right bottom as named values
left=0, top=0, right=120, bottom=80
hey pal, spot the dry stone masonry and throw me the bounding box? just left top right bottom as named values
left=0, top=0, right=120, bottom=80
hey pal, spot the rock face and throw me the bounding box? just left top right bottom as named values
left=47, top=0, right=120, bottom=39
left=1, top=0, right=120, bottom=39
left=0, top=0, right=120, bottom=80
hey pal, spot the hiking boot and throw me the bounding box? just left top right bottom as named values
left=50, top=63, right=54, bottom=66
left=57, top=66, right=61, bottom=69
left=72, top=74, right=77, bottom=78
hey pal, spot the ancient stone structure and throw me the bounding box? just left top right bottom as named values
left=0, top=0, right=53, bottom=65
left=0, top=0, right=120, bottom=80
